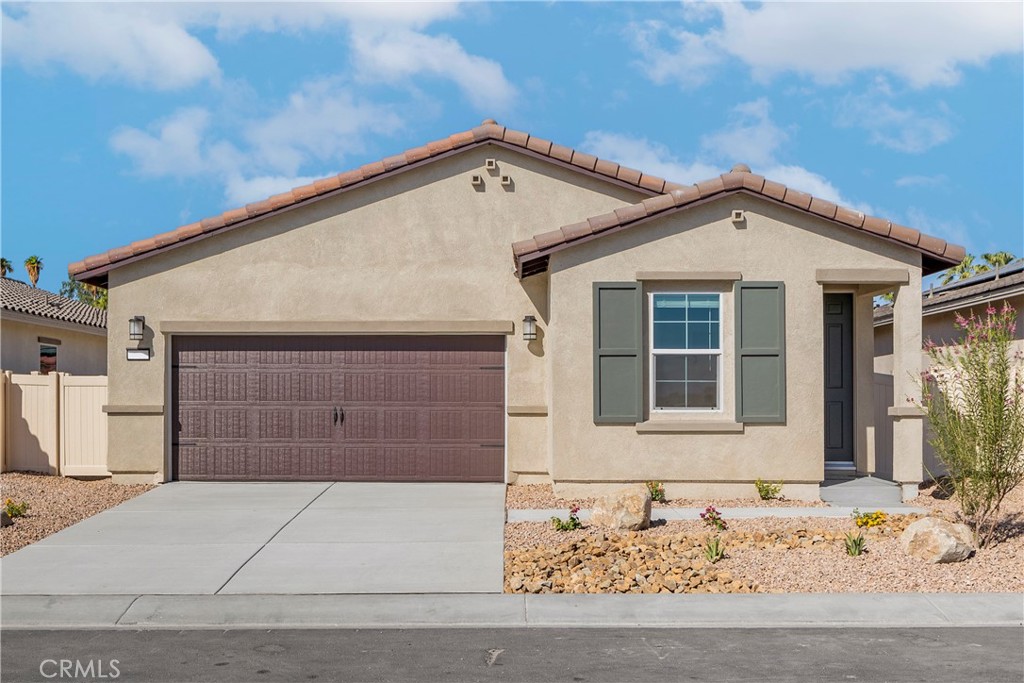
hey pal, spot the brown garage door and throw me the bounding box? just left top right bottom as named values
left=171, top=336, right=505, bottom=482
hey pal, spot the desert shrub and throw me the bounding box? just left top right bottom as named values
left=699, top=505, right=727, bottom=531
left=918, top=302, right=1024, bottom=546
left=3, top=499, right=29, bottom=518
left=754, top=478, right=783, bottom=500
left=551, top=504, right=582, bottom=531
left=844, top=532, right=867, bottom=556
left=851, top=509, right=887, bottom=528
left=645, top=481, right=666, bottom=502
left=703, top=536, right=725, bottom=563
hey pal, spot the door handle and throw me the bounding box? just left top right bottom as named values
left=338, top=406, right=345, bottom=426
left=333, top=406, right=339, bottom=425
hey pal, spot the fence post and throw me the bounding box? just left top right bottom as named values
left=53, top=372, right=63, bottom=476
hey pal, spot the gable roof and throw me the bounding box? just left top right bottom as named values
left=512, top=164, right=965, bottom=278
left=70, top=119, right=685, bottom=287
left=874, top=261, right=1024, bottom=324
left=1, top=278, right=107, bottom=329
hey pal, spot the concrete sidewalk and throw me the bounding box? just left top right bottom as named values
left=2, top=593, right=1020, bottom=630
left=507, top=505, right=924, bottom=523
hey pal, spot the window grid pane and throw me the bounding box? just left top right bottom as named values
left=652, top=294, right=721, bottom=352
left=653, top=352, right=719, bottom=409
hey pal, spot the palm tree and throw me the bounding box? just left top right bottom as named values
left=980, top=251, right=1016, bottom=279
left=23, top=255, right=43, bottom=287
left=0, top=257, right=12, bottom=278
left=939, top=254, right=980, bottom=286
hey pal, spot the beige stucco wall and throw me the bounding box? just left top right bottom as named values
left=0, top=316, right=106, bottom=375
left=546, top=193, right=922, bottom=497
left=103, top=144, right=646, bottom=482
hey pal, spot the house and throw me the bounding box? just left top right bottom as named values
left=69, top=119, right=963, bottom=500
left=0, top=277, right=107, bottom=375
left=874, top=260, right=1024, bottom=479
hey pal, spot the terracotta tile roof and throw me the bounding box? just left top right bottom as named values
left=70, top=119, right=683, bottom=286
left=874, top=262, right=1024, bottom=323
left=512, top=165, right=966, bottom=278
left=1, top=278, right=107, bottom=329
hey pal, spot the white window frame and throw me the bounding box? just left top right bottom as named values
left=649, top=291, right=723, bottom=413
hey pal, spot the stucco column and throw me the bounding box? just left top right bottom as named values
left=889, top=271, right=924, bottom=499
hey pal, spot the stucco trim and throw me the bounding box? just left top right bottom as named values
left=887, top=406, right=925, bottom=418
left=636, top=271, right=743, bottom=281
left=103, top=405, right=164, bottom=415
left=635, top=420, right=744, bottom=433
left=158, top=321, right=516, bottom=335
left=507, top=405, right=548, bottom=416
left=816, top=268, right=910, bottom=284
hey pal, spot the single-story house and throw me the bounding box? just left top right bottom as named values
left=874, top=260, right=1024, bottom=480
left=70, top=119, right=964, bottom=500
left=1, top=277, right=107, bottom=375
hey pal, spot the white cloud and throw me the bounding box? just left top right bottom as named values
left=580, top=131, right=720, bottom=184
left=700, top=98, right=788, bottom=167
left=903, top=207, right=972, bottom=250
left=111, top=83, right=401, bottom=206
left=837, top=84, right=954, bottom=153
left=895, top=174, right=948, bottom=188
left=582, top=99, right=870, bottom=213
left=350, top=28, right=517, bottom=112
left=2, top=4, right=221, bottom=89
left=629, top=3, right=1023, bottom=89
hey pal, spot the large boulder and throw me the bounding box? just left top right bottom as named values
left=899, top=517, right=975, bottom=563
left=590, top=486, right=652, bottom=531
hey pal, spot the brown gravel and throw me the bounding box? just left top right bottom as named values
left=505, top=483, right=827, bottom=510
left=506, top=484, right=1024, bottom=593
left=1, top=472, right=153, bottom=556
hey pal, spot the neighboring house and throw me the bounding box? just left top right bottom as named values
left=0, top=277, right=107, bottom=375
left=874, top=261, right=1024, bottom=479
left=70, top=120, right=963, bottom=499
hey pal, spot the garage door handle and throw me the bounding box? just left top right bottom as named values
left=333, top=406, right=339, bottom=425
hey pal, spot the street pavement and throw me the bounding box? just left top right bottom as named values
left=3, top=627, right=1021, bottom=682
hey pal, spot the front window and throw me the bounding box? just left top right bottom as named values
left=39, top=344, right=58, bottom=375
left=651, top=293, right=721, bottom=410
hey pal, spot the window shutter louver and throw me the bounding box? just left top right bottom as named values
left=593, top=282, right=643, bottom=423
left=735, top=282, right=786, bottom=423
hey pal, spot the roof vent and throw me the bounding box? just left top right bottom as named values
left=731, top=163, right=751, bottom=173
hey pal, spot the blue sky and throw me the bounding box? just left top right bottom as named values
left=3, top=1, right=1022, bottom=293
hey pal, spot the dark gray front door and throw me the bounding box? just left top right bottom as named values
left=824, top=294, right=854, bottom=464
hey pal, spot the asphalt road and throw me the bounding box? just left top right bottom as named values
left=2, top=627, right=1021, bottom=683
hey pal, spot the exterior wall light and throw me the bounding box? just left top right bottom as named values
left=129, top=316, right=146, bottom=341
left=522, top=315, right=537, bottom=341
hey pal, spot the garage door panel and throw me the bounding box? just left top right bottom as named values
left=173, top=335, right=504, bottom=482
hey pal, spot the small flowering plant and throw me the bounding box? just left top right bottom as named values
left=645, top=480, right=666, bottom=502
left=4, top=498, right=29, bottom=518
left=916, top=300, right=1024, bottom=547
left=551, top=504, right=583, bottom=532
left=699, top=505, right=727, bottom=531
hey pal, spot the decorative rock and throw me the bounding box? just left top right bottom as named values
left=589, top=486, right=652, bottom=531
left=900, top=517, right=976, bottom=564
left=0, top=510, right=11, bottom=527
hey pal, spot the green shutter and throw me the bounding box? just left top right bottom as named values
left=593, top=282, right=643, bottom=423
left=735, top=282, right=786, bottom=423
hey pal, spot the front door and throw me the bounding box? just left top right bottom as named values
left=823, top=294, right=854, bottom=465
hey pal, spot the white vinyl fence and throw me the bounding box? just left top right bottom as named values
left=0, top=371, right=108, bottom=476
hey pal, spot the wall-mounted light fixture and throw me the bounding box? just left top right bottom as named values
left=522, top=315, right=537, bottom=341
left=129, top=316, right=146, bottom=341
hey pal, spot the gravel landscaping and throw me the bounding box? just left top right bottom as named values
left=505, top=482, right=1024, bottom=594
left=1, top=472, right=154, bottom=557
left=506, top=483, right=827, bottom=510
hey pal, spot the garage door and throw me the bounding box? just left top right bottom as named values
left=171, top=336, right=505, bottom=482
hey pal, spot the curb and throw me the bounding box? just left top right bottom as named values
left=2, top=593, right=1021, bottom=630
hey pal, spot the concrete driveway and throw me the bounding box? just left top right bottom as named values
left=0, top=482, right=505, bottom=595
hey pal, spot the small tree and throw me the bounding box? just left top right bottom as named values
left=0, top=257, right=12, bottom=278
left=918, top=302, right=1024, bottom=546
left=23, top=255, right=43, bottom=287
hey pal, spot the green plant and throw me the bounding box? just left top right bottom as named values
left=754, top=478, right=783, bottom=501
left=23, top=255, right=43, bottom=288
left=551, top=504, right=582, bottom=532
left=703, top=536, right=725, bottom=563
left=645, top=480, right=666, bottom=502
left=699, top=505, right=727, bottom=531
left=844, top=532, right=867, bottom=556
left=917, top=302, right=1024, bottom=547
left=4, top=498, right=29, bottom=518
left=851, top=509, right=887, bottom=528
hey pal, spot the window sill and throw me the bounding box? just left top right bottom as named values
left=636, top=420, right=743, bottom=434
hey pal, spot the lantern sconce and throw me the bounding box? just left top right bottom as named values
left=129, top=316, right=146, bottom=341
left=522, top=315, right=537, bottom=342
